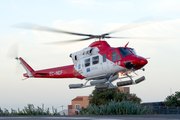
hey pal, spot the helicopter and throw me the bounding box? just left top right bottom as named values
left=14, top=22, right=149, bottom=89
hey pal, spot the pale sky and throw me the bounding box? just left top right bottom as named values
left=1, top=0, right=180, bottom=111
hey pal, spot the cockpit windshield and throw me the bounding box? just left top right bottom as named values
left=129, top=48, right=137, bottom=55
left=119, top=48, right=132, bottom=58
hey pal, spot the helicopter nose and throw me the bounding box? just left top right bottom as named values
left=123, top=56, right=148, bottom=69
left=139, top=58, right=148, bottom=66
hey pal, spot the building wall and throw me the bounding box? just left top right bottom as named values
left=118, top=87, right=130, bottom=93
left=68, top=96, right=89, bottom=115
left=68, top=105, right=74, bottom=115
left=72, top=96, right=89, bottom=109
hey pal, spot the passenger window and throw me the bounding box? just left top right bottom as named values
left=85, top=58, right=90, bottom=67
left=92, top=56, right=99, bottom=65
left=112, top=51, right=116, bottom=61
left=103, top=54, right=106, bottom=62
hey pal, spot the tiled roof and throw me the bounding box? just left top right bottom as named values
left=72, top=97, right=83, bottom=101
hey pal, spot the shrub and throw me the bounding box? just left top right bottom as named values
left=89, top=87, right=141, bottom=106
left=0, top=104, right=60, bottom=116
left=80, top=100, right=148, bottom=115
left=165, top=91, right=180, bottom=106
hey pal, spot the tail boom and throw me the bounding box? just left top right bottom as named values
left=19, top=57, right=85, bottom=79
left=33, top=65, right=77, bottom=78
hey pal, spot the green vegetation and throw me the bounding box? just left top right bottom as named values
left=165, top=91, right=180, bottom=106
left=0, top=104, right=60, bottom=116
left=89, top=87, right=141, bottom=106
left=80, top=100, right=149, bottom=115
left=80, top=87, right=147, bottom=115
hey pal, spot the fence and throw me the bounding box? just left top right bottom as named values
left=149, top=106, right=180, bottom=114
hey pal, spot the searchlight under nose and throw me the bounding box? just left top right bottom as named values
left=124, top=56, right=148, bottom=69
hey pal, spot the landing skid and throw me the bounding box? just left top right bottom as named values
left=69, top=75, right=145, bottom=89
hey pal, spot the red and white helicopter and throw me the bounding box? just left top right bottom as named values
left=15, top=22, right=148, bottom=89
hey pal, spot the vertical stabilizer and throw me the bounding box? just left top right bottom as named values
left=18, top=57, right=34, bottom=77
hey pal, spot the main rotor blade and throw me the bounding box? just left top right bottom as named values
left=107, top=16, right=167, bottom=35
left=12, top=22, right=93, bottom=37
left=43, top=37, right=94, bottom=45
left=106, top=36, right=177, bottom=40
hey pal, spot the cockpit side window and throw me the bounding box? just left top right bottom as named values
left=85, top=58, right=90, bottom=67
left=112, top=51, right=121, bottom=61
left=119, top=48, right=132, bottom=58
left=117, top=54, right=121, bottom=60
left=112, top=51, right=116, bottom=61
left=103, top=54, right=106, bottom=62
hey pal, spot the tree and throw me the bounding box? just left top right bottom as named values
left=89, top=87, right=119, bottom=106
left=89, top=87, right=141, bottom=106
left=165, top=91, right=180, bottom=106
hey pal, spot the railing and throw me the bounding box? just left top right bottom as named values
left=70, top=107, right=180, bottom=115
left=148, top=106, right=180, bottom=114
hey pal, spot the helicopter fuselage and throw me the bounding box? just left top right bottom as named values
left=20, top=41, right=147, bottom=89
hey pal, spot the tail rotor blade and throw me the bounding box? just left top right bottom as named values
left=7, top=43, right=18, bottom=59
left=7, top=43, right=24, bottom=73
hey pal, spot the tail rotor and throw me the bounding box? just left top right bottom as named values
left=7, top=43, right=19, bottom=59
left=7, top=43, right=23, bottom=73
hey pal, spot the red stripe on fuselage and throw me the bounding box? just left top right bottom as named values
left=24, top=65, right=85, bottom=79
